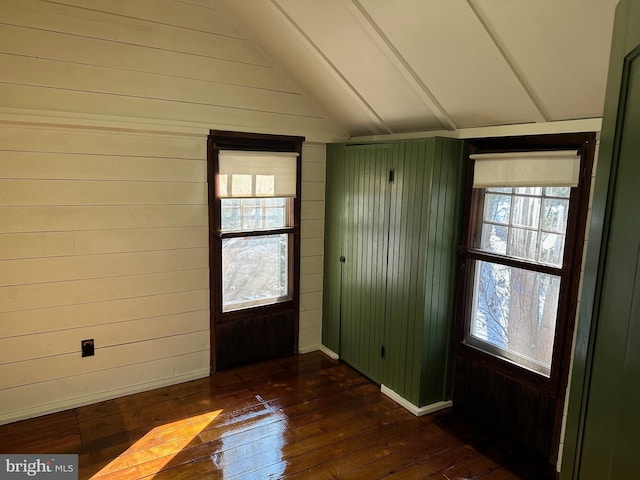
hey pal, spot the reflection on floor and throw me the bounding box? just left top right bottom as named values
left=0, top=352, right=556, bottom=479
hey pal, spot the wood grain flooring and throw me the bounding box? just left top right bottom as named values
left=0, top=352, right=555, bottom=479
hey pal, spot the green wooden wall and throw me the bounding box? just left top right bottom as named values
left=561, top=1, right=640, bottom=477
left=322, top=137, right=465, bottom=407
left=321, top=144, right=346, bottom=354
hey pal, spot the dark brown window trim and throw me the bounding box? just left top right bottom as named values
left=217, top=227, right=296, bottom=240
left=207, top=130, right=304, bottom=372
left=455, top=132, right=596, bottom=394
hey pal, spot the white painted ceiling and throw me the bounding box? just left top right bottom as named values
left=217, top=0, right=618, bottom=138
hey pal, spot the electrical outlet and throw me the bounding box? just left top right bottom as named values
left=81, top=339, right=94, bottom=357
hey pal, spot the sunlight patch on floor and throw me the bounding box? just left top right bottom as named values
left=92, top=409, right=223, bottom=479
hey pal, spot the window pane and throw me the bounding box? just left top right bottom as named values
left=222, top=234, right=290, bottom=312
left=221, top=199, right=241, bottom=231
left=475, top=187, right=570, bottom=269
left=515, top=186, right=543, bottom=195
left=484, top=194, right=511, bottom=224
left=508, top=228, right=538, bottom=261
left=511, top=195, right=540, bottom=229
left=545, top=186, right=571, bottom=198
left=468, top=260, right=559, bottom=376
left=480, top=224, right=508, bottom=255
left=540, top=233, right=565, bottom=267
left=221, top=198, right=289, bottom=232
left=542, top=198, right=569, bottom=233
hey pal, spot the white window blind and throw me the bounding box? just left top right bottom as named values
left=218, top=150, right=298, bottom=198
left=471, top=150, right=580, bottom=188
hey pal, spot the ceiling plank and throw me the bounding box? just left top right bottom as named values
left=270, top=0, right=392, bottom=134
left=469, top=0, right=616, bottom=123
left=466, top=0, right=549, bottom=123
left=348, top=0, right=457, bottom=131
left=358, top=0, right=547, bottom=129
left=273, top=0, right=444, bottom=133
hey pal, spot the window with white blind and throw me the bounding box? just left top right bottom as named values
left=217, top=150, right=298, bottom=312
left=468, top=185, right=572, bottom=376
left=458, top=137, right=594, bottom=383
left=208, top=131, right=304, bottom=372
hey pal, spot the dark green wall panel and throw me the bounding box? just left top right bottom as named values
left=562, top=2, right=640, bottom=478
left=322, top=137, right=465, bottom=407
left=383, top=138, right=465, bottom=406
left=576, top=27, right=640, bottom=479
left=321, top=144, right=345, bottom=353
left=385, top=139, right=434, bottom=404
left=420, top=138, right=465, bottom=405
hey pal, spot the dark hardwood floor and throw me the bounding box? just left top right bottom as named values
left=0, top=352, right=556, bottom=479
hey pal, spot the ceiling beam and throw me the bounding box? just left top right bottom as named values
left=350, top=117, right=602, bottom=143
left=269, top=0, right=393, bottom=135
left=466, top=0, right=549, bottom=123
left=348, top=0, right=458, bottom=131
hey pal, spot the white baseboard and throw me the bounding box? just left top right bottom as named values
left=318, top=345, right=339, bottom=360
left=298, top=344, right=339, bottom=360
left=0, top=368, right=210, bottom=426
left=381, top=384, right=452, bottom=417
left=297, top=344, right=320, bottom=354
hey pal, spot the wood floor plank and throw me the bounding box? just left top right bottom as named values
left=0, top=352, right=554, bottom=480
left=478, top=467, right=525, bottom=480
left=205, top=384, right=385, bottom=474
left=227, top=407, right=409, bottom=479
left=335, top=432, right=463, bottom=479
left=385, top=444, right=485, bottom=479
left=0, top=410, right=81, bottom=454
left=281, top=420, right=456, bottom=479
left=439, top=454, right=502, bottom=479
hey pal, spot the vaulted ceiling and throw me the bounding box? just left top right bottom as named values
left=217, top=0, right=618, bottom=138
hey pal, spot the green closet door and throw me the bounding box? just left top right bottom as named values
left=340, top=145, right=392, bottom=383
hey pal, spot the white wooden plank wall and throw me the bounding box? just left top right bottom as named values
left=556, top=141, right=601, bottom=472
left=0, top=0, right=338, bottom=424
left=299, top=144, right=326, bottom=352
left=0, top=125, right=210, bottom=424
left=0, top=0, right=343, bottom=141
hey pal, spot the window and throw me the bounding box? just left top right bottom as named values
left=208, top=131, right=303, bottom=317
left=467, top=186, right=570, bottom=376
left=220, top=197, right=290, bottom=309
left=215, top=150, right=299, bottom=317
left=457, top=135, right=595, bottom=385
left=217, top=149, right=298, bottom=312
left=207, top=131, right=304, bottom=371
